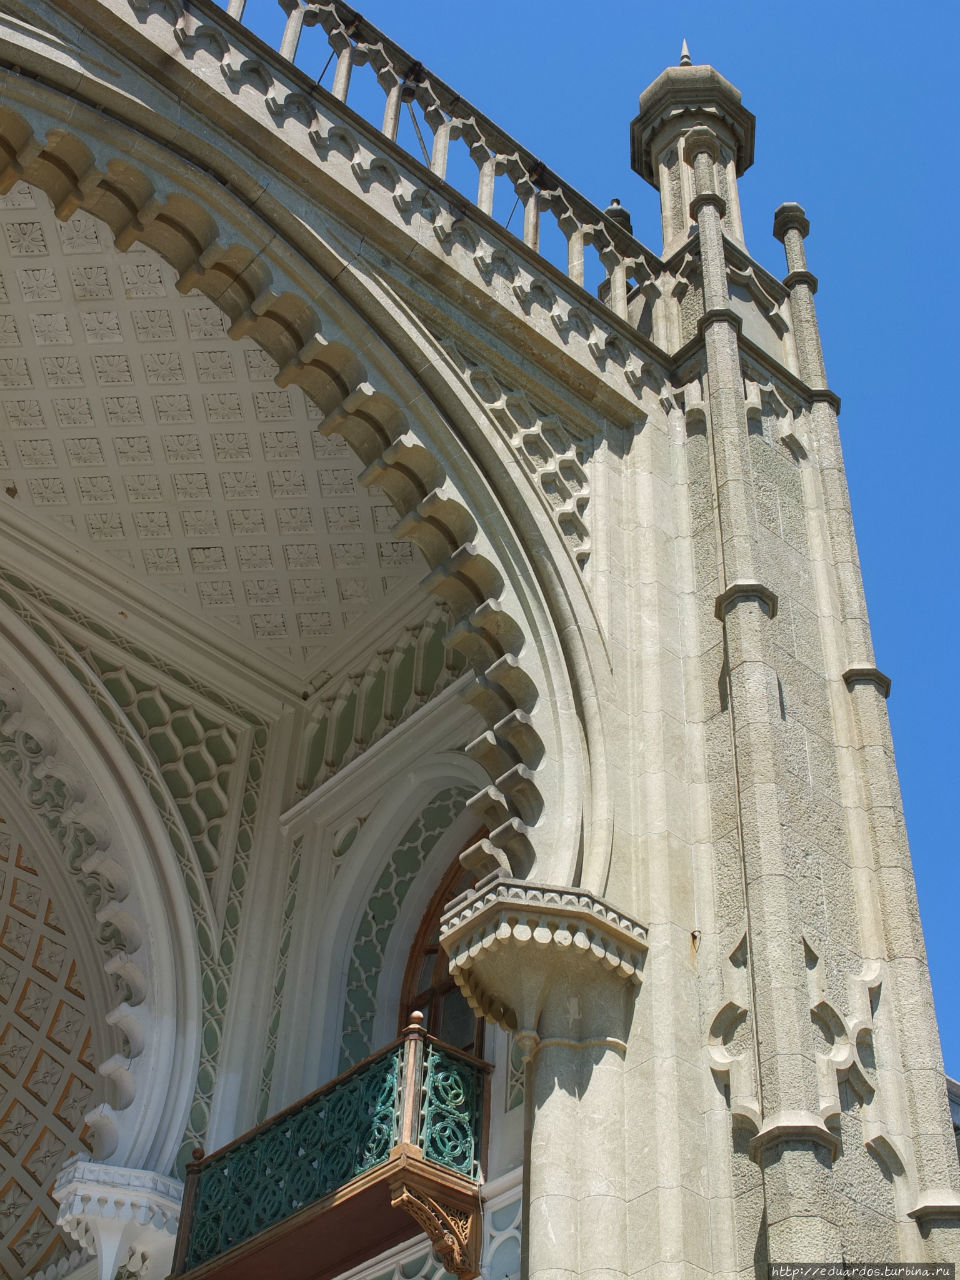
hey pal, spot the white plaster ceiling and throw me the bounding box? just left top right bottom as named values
left=0, top=182, right=423, bottom=685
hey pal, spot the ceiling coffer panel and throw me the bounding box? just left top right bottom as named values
left=0, top=182, right=424, bottom=679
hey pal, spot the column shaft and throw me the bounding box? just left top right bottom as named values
left=691, top=151, right=839, bottom=1258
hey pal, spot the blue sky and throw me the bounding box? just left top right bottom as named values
left=235, top=1, right=959, bottom=1075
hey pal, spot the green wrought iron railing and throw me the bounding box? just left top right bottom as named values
left=172, top=1018, right=488, bottom=1274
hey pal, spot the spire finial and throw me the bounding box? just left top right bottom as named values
left=679, top=39, right=692, bottom=66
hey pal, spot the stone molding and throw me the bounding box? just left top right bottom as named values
left=53, top=1158, right=182, bottom=1280
left=784, top=268, right=819, bottom=294
left=689, top=191, right=727, bottom=221
left=748, top=1111, right=840, bottom=1162
left=843, top=665, right=892, bottom=699
left=714, top=581, right=779, bottom=621
left=809, top=387, right=843, bottom=413
left=773, top=201, right=811, bottom=243
left=907, top=1192, right=960, bottom=1223
left=698, top=305, right=743, bottom=336
left=440, top=877, right=647, bottom=1038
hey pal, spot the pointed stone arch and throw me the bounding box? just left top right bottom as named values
left=0, top=74, right=615, bottom=895
left=0, top=585, right=203, bottom=1179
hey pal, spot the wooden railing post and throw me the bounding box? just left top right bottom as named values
left=399, top=1010, right=427, bottom=1148
left=169, top=1146, right=204, bottom=1276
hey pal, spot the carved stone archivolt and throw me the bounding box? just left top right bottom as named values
left=0, top=592, right=202, bottom=1178
left=0, top=97, right=559, bottom=887
left=440, top=339, right=595, bottom=572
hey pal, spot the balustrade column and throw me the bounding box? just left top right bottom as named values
left=278, top=2, right=304, bottom=62
left=522, top=189, right=540, bottom=252
left=476, top=156, right=496, bottom=216
left=381, top=79, right=403, bottom=142
left=687, top=132, right=842, bottom=1259
left=331, top=46, right=355, bottom=102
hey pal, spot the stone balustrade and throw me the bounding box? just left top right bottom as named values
left=216, top=0, right=661, bottom=318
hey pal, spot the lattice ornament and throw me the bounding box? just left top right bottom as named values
left=0, top=576, right=269, bottom=1170
left=186, top=1047, right=401, bottom=1270
left=440, top=340, right=594, bottom=570
left=0, top=824, right=103, bottom=1279
left=301, top=605, right=463, bottom=793
left=419, top=1046, right=482, bottom=1179
left=339, top=787, right=472, bottom=1071
left=79, top=648, right=243, bottom=880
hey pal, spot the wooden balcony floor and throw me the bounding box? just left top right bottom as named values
left=171, top=1146, right=480, bottom=1280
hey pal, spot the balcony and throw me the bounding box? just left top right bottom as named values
left=170, top=1015, right=490, bottom=1280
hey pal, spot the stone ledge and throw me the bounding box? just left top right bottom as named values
left=441, top=876, right=647, bottom=955
left=843, top=665, right=892, bottom=698
left=698, top=306, right=743, bottom=336
left=809, top=387, right=843, bottom=413
left=714, top=581, right=779, bottom=621
left=440, top=877, right=647, bottom=1033
left=784, top=268, right=818, bottom=294
left=907, top=1192, right=960, bottom=1223
left=689, top=191, right=727, bottom=221
left=748, top=1112, right=840, bottom=1163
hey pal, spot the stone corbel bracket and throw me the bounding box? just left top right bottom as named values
left=439, top=877, right=647, bottom=1049
left=53, top=1156, right=182, bottom=1280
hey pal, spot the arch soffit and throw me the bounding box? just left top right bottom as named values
left=0, top=69, right=615, bottom=891
left=0, top=590, right=202, bottom=1176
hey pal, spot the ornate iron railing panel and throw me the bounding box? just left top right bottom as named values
left=419, top=1044, right=484, bottom=1180
left=183, top=1045, right=402, bottom=1270
left=173, top=1025, right=489, bottom=1275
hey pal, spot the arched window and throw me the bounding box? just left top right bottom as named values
left=400, top=857, right=483, bottom=1056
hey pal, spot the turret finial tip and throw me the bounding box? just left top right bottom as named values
left=680, top=39, right=692, bottom=66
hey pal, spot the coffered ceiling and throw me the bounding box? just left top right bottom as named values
left=0, top=181, right=425, bottom=695
left=0, top=814, right=101, bottom=1278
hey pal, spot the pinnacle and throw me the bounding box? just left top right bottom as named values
left=679, top=39, right=692, bottom=66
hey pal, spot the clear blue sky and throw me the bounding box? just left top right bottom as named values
left=236, top=0, right=959, bottom=1076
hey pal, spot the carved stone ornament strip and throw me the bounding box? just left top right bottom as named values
left=440, top=877, right=647, bottom=1030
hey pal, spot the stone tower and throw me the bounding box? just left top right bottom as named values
left=0, top=3, right=954, bottom=1278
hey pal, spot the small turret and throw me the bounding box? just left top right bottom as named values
left=630, top=46, right=755, bottom=256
